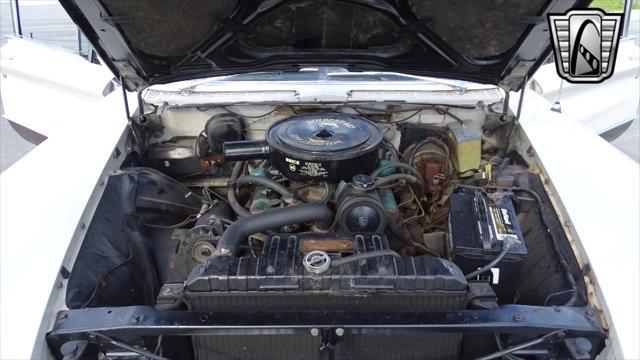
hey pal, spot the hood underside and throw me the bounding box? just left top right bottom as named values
left=60, top=0, right=589, bottom=91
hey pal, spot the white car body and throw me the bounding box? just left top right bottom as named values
left=532, top=26, right=640, bottom=136
left=0, top=34, right=638, bottom=359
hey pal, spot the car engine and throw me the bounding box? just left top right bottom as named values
left=54, top=103, right=601, bottom=360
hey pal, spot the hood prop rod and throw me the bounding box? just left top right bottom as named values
left=120, top=75, right=145, bottom=153
left=120, top=75, right=131, bottom=120
left=505, top=75, right=528, bottom=153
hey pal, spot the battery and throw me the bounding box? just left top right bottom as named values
left=448, top=190, right=527, bottom=302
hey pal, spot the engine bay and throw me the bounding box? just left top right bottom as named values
left=50, top=102, right=605, bottom=359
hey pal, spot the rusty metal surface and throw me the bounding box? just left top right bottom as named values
left=299, top=238, right=355, bottom=253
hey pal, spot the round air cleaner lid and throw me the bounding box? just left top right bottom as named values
left=266, top=113, right=382, bottom=160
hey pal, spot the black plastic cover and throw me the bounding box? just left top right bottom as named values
left=66, top=168, right=202, bottom=308
left=222, top=140, right=270, bottom=161
left=265, top=113, right=382, bottom=181
left=203, top=113, right=244, bottom=154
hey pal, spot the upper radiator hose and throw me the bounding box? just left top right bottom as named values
left=213, top=203, right=333, bottom=257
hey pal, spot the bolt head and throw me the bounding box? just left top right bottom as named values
left=60, top=341, right=79, bottom=357
left=310, top=328, right=320, bottom=336
left=335, top=328, right=344, bottom=337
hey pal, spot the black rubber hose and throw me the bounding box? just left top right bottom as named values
left=227, top=162, right=251, bottom=217
left=214, top=203, right=333, bottom=257
left=374, top=173, right=420, bottom=188
left=476, top=330, right=564, bottom=360
left=370, top=162, right=425, bottom=188
left=494, top=334, right=525, bottom=360
left=331, top=250, right=401, bottom=267
left=236, top=175, right=295, bottom=202
left=408, top=138, right=430, bottom=165
left=88, top=333, right=171, bottom=360
left=465, top=239, right=516, bottom=280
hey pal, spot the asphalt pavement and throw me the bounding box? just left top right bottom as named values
left=0, top=0, right=76, bottom=172
left=0, top=2, right=639, bottom=173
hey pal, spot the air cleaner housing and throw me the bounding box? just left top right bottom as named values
left=224, top=113, right=383, bottom=182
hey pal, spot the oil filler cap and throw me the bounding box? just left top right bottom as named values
left=303, top=251, right=331, bottom=274
left=352, top=174, right=375, bottom=190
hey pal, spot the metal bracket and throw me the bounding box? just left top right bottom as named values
left=100, top=14, right=131, bottom=26
left=50, top=305, right=605, bottom=338
left=48, top=305, right=606, bottom=359
left=310, top=327, right=343, bottom=360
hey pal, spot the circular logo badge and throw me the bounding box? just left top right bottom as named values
left=303, top=251, right=331, bottom=274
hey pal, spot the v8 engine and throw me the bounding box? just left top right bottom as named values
left=57, top=104, right=597, bottom=360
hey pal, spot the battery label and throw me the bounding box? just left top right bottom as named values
left=490, top=206, right=517, bottom=241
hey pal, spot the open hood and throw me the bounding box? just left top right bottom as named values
left=60, top=0, right=589, bottom=91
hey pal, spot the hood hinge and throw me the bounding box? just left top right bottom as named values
left=499, top=60, right=535, bottom=92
